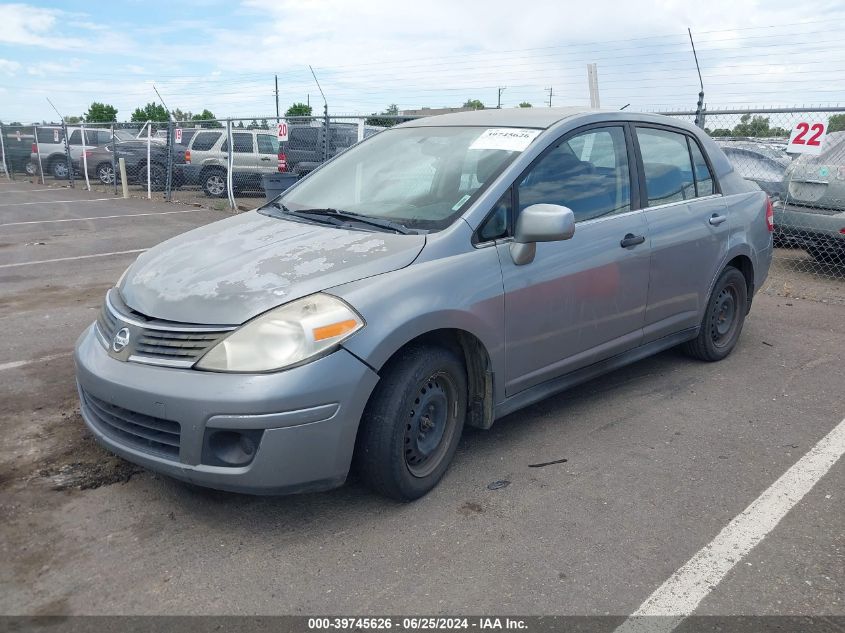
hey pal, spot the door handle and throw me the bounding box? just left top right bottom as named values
left=620, top=233, right=646, bottom=248
left=260, top=157, right=271, bottom=161
left=709, top=214, right=727, bottom=226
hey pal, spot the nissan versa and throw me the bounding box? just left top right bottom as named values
left=74, top=108, right=773, bottom=501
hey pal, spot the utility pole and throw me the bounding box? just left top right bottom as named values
left=309, top=65, right=329, bottom=162
left=545, top=87, right=553, bottom=107
left=275, top=74, right=280, bottom=123
left=497, top=87, right=506, bottom=109
left=688, top=28, right=706, bottom=129
left=587, top=63, right=601, bottom=109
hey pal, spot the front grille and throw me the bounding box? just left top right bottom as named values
left=95, top=289, right=235, bottom=368
left=81, top=389, right=181, bottom=460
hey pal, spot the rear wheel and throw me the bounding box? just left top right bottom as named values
left=51, top=159, right=69, bottom=179
left=202, top=170, right=227, bottom=197
left=683, top=266, right=748, bottom=362
left=354, top=344, right=467, bottom=501
left=96, top=162, right=115, bottom=185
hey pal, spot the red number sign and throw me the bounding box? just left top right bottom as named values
left=788, top=120, right=827, bottom=155
left=276, top=121, right=289, bottom=142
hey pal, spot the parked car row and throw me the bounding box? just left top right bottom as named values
left=718, top=135, right=845, bottom=265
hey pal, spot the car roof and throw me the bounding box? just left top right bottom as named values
left=397, top=106, right=591, bottom=129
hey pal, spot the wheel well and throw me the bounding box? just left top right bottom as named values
left=378, top=329, right=495, bottom=430
left=726, top=254, right=754, bottom=312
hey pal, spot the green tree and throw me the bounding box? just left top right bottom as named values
left=260, top=118, right=269, bottom=129
left=64, top=115, right=82, bottom=124
left=191, top=109, right=222, bottom=128
left=827, top=113, right=845, bottom=133
left=84, top=102, right=118, bottom=123
left=462, top=99, right=484, bottom=110
left=130, top=102, right=169, bottom=123
left=366, top=103, right=401, bottom=127
left=518, top=102, right=532, bottom=108
left=285, top=102, right=312, bottom=117
left=172, top=108, right=193, bottom=122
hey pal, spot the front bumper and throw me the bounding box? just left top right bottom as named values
left=74, top=324, right=379, bottom=494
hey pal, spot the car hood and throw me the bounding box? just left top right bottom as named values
left=119, top=211, right=425, bottom=324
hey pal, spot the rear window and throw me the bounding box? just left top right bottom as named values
left=36, top=128, right=63, bottom=144
left=191, top=132, right=221, bottom=151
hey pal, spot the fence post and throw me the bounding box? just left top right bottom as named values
left=0, top=123, right=9, bottom=181
left=79, top=122, right=91, bottom=191
left=61, top=119, right=74, bottom=188
left=356, top=118, right=364, bottom=143
left=146, top=120, right=151, bottom=199
left=111, top=123, right=118, bottom=196
left=33, top=124, right=45, bottom=185
left=165, top=119, right=174, bottom=202
left=322, top=108, right=329, bottom=162
left=226, top=119, right=235, bottom=211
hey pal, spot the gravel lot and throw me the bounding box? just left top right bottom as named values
left=0, top=180, right=842, bottom=619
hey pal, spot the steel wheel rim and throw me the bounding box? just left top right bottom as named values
left=404, top=371, right=457, bottom=478
left=206, top=175, right=225, bottom=195
left=710, top=285, right=738, bottom=348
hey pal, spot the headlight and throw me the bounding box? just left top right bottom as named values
left=195, top=293, right=364, bottom=373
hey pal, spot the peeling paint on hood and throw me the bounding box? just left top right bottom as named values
left=119, top=211, right=425, bottom=324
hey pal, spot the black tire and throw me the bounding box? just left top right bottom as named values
left=142, top=163, right=166, bottom=190
left=202, top=169, right=227, bottom=198
left=51, top=158, right=69, bottom=179
left=354, top=344, right=467, bottom=501
left=806, top=246, right=843, bottom=267
left=683, top=266, right=748, bottom=362
left=96, top=162, right=115, bottom=185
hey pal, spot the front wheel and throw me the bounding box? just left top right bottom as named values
left=683, top=266, right=748, bottom=362
left=354, top=344, right=467, bottom=501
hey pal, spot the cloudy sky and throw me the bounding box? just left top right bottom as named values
left=1, top=0, right=845, bottom=123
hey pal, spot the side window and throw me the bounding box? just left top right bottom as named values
left=257, top=134, right=279, bottom=154
left=635, top=127, right=696, bottom=206
left=67, top=130, right=82, bottom=145
left=192, top=132, right=221, bottom=151
left=232, top=133, right=254, bottom=153
left=97, top=131, right=112, bottom=145
left=517, top=126, right=631, bottom=223
left=689, top=140, right=715, bottom=196
left=478, top=190, right=511, bottom=242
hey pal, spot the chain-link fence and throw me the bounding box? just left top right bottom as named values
left=659, top=107, right=845, bottom=303
left=3, top=108, right=842, bottom=302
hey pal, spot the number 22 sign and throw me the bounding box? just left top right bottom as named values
left=787, top=120, right=827, bottom=155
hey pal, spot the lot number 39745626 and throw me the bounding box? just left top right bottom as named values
left=787, top=120, right=827, bottom=155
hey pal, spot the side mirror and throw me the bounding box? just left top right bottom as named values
left=510, top=204, right=575, bottom=265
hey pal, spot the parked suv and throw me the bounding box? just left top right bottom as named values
left=2, top=127, right=36, bottom=175
left=181, top=129, right=282, bottom=197
left=30, top=126, right=117, bottom=179
left=75, top=109, right=772, bottom=501
left=285, top=123, right=359, bottom=175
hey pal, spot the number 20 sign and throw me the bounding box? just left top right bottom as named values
left=787, top=120, right=827, bottom=155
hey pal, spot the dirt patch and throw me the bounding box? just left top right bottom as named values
left=458, top=501, right=485, bottom=516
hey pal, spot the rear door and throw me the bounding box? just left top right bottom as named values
left=633, top=125, right=727, bottom=342
left=496, top=124, right=651, bottom=395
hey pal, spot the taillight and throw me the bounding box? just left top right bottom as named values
left=184, top=149, right=191, bottom=164
left=839, top=228, right=845, bottom=235
left=84, top=149, right=92, bottom=159
left=31, top=143, right=37, bottom=153
left=278, top=151, right=287, bottom=173
left=765, top=196, right=774, bottom=233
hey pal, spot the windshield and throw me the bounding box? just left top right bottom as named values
left=278, top=126, right=528, bottom=231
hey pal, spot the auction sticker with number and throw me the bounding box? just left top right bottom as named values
left=470, top=128, right=541, bottom=152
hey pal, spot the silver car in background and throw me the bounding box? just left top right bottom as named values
left=74, top=108, right=773, bottom=501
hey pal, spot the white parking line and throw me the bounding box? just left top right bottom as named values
left=0, top=248, right=146, bottom=269
left=0, top=197, right=113, bottom=208
left=0, top=208, right=205, bottom=227
left=615, top=416, right=845, bottom=633
left=0, top=188, right=61, bottom=193
left=0, top=352, right=71, bottom=372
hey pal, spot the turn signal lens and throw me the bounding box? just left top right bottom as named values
left=313, top=319, right=359, bottom=341
left=765, top=196, right=774, bottom=233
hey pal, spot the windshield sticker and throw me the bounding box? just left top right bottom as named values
left=470, top=128, right=541, bottom=152
left=452, top=194, right=472, bottom=211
